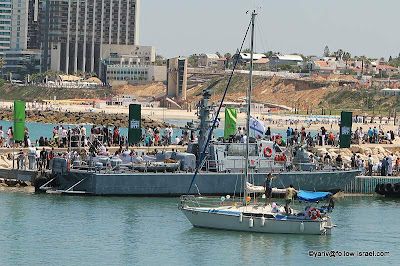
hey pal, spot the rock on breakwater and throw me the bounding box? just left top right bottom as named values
left=0, top=108, right=172, bottom=128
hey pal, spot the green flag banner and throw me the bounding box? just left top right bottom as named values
left=224, top=107, right=237, bottom=139
left=13, top=100, right=25, bottom=141
left=340, top=111, right=352, bottom=148
left=128, top=104, right=141, bottom=144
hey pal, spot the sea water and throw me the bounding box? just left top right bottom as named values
left=0, top=192, right=397, bottom=265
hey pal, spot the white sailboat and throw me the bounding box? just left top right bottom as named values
left=179, top=11, right=335, bottom=235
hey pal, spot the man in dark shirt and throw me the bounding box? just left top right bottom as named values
left=324, top=153, right=331, bottom=165
left=40, top=148, right=48, bottom=171
left=264, top=173, right=275, bottom=206
left=336, top=155, right=343, bottom=168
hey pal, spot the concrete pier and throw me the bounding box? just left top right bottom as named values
left=344, top=176, right=400, bottom=194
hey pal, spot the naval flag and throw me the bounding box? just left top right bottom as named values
left=250, top=116, right=265, bottom=138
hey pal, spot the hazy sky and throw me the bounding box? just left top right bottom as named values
left=140, top=0, right=399, bottom=60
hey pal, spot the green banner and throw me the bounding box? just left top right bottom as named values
left=224, top=107, right=237, bottom=139
left=13, top=100, right=25, bottom=141
left=340, top=111, right=352, bottom=148
left=128, top=104, right=141, bottom=144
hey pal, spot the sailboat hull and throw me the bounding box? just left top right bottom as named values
left=181, top=207, right=332, bottom=235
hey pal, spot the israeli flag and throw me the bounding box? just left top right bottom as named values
left=250, top=116, right=265, bottom=137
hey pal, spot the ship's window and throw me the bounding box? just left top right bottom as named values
left=227, top=144, right=257, bottom=156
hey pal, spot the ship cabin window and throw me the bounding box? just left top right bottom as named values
left=227, top=144, right=257, bottom=156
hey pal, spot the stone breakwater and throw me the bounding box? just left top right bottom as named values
left=0, top=108, right=172, bottom=128
left=314, top=142, right=400, bottom=166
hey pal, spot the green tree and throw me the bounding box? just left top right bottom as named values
left=155, top=54, right=164, bottom=66
left=0, top=57, right=5, bottom=73
left=242, top=48, right=251, bottom=53
left=215, top=52, right=222, bottom=58
left=323, top=46, right=330, bottom=57
left=187, top=54, right=200, bottom=67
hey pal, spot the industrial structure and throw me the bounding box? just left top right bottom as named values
left=166, top=57, right=187, bottom=100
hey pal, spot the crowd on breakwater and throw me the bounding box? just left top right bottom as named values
left=0, top=108, right=170, bottom=129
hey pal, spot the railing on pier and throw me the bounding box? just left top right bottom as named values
left=344, top=176, right=400, bottom=194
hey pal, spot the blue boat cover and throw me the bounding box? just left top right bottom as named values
left=297, top=190, right=332, bottom=203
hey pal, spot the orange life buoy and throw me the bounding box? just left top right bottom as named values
left=264, top=146, right=273, bottom=157
left=308, top=208, right=321, bottom=220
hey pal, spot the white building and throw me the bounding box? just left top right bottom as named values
left=381, top=88, right=400, bottom=96
left=107, top=94, right=137, bottom=106
left=105, top=64, right=166, bottom=84
left=237, top=53, right=266, bottom=63
left=0, top=0, right=12, bottom=55
left=269, top=54, right=303, bottom=67
left=102, top=45, right=155, bottom=66
left=199, top=53, right=219, bottom=67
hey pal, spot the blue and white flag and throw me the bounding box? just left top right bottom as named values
left=250, top=116, right=265, bottom=137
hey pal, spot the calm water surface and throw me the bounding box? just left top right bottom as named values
left=0, top=192, right=397, bottom=265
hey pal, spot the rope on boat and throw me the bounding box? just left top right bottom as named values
left=186, top=17, right=253, bottom=196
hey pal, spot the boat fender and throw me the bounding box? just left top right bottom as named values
left=300, top=222, right=305, bottom=232
left=281, top=155, right=286, bottom=161
left=274, top=155, right=279, bottom=161
left=384, top=183, right=394, bottom=193
left=260, top=216, right=265, bottom=227
left=379, top=183, right=386, bottom=194
left=249, top=217, right=254, bottom=228
left=308, top=208, right=320, bottom=220
left=239, top=213, right=243, bottom=223
left=375, top=184, right=382, bottom=194
left=393, top=183, right=400, bottom=193
left=264, top=146, right=273, bottom=157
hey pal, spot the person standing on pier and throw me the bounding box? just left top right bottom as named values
left=0, top=126, right=4, bottom=147
left=368, top=155, right=373, bottom=176
left=17, top=149, right=25, bottom=169
left=387, top=153, right=393, bottom=176
left=381, top=157, right=387, bottom=176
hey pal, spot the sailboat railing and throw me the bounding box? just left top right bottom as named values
left=181, top=195, right=244, bottom=208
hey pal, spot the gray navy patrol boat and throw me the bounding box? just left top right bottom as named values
left=41, top=90, right=360, bottom=196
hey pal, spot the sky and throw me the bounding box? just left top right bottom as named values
left=140, top=0, right=400, bottom=60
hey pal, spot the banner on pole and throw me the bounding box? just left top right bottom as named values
left=224, top=108, right=237, bottom=139
left=128, top=104, right=141, bottom=144
left=339, top=111, right=352, bottom=148
left=13, top=100, right=25, bottom=141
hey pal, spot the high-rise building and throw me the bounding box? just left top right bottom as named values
left=40, top=0, right=140, bottom=77
left=0, top=0, right=12, bottom=55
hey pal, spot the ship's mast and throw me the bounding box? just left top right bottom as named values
left=244, top=11, right=256, bottom=204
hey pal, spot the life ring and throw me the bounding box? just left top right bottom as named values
left=308, top=208, right=320, bottom=220
left=264, top=146, right=272, bottom=157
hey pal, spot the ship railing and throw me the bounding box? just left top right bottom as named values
left=202, top=157, right=354, bottom=173
left=180, top=195, right=243, bottom=208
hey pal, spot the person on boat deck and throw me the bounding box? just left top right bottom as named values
left=264, top=173, right=276, bottom=206
left=285, top=184, right=299, bottom=216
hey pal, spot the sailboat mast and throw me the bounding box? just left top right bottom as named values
left=244, top=11, right=256, bottom=204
